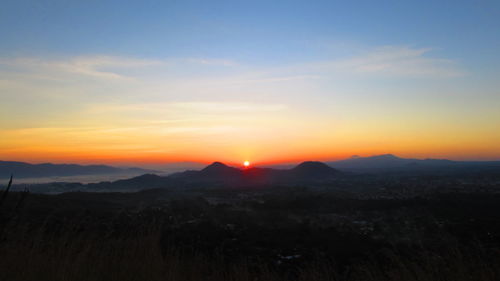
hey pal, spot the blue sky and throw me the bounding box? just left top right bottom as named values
left=2, top=0, right=499, bottom=64
left=1, top=0, right=500, bottom=163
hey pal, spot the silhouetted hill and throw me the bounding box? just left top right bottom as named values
left=202, top=162, right=230, bottom=172
left=200, top=162, right=242, bottom=178
left=292, top=161, right=338, bottom=178
left=0, top=160, right=154, bottom=179
left=170, top=162, right=241, bottom=182
left=84, top=173, right=174, bottom=191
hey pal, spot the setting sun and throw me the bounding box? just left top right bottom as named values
left=243, top=161, right=250, bottom=167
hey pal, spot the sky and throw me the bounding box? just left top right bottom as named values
left=1, top=0, right=500, bottom=165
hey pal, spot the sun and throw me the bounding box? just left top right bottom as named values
left=243, top=160, right=250, bottom=167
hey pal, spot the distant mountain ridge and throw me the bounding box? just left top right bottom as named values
left=7, top=155, right=500, bottom=193
left=326, top=154, right=500, bottom=172
left=0, top=160, right=154, bottom=179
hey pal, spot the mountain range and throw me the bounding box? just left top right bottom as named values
left=23, top=161, right=341, bottom=193
left=97, top=155, right=499, bottom=191
left=170, top=161, right=340, bottom=184
left=0, top=161, right=154, bottom=179
left=326, top=154, right=500, bottom=172
left=4, top=154, right=500, bottom=192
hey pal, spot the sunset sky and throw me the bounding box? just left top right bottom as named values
left=1, top=0, right=500, bottom=165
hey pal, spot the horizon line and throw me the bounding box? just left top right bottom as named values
left=3, top=153, right=500, bottom=168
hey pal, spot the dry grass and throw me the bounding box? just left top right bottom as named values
left=0, top=221, right=498, bottom=281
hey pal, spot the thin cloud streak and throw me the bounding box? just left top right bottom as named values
left=0, top=56, right=163, bottom=80
left=87, top=102, right=288, bottom=114
left=0, top=45, right=464, bottom=84
left=333, top=46, right=465, bottom=77
left=186, top=58, right=237, bottom=66
left=0, top=56, right=239, bottom=81
left=267, top=46, right=466, bottom=78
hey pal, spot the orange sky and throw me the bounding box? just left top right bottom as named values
left=2, top=116, right=500, bottom=166
left=2, top=1, right=500, bottom=166
left=2, top=97, right=500, bottom=165
left=2, top=101, right=499, bottom=165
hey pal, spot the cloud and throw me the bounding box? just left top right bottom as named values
left=87, top=102, right=288, bottom=116
left=170, top=102, right=287, bottom=112
left=60, top=56, right=163, bottom=79
left=228, top=75, right=322, bottom=84
left=0, top=56, right=242, bottom=83
left=0, top=46, right=463, bottom=85
left=325, top=46, right=465, bottom=77
left=0, top=56, right=163, bottom=79
left=0, top=56, right=163, bottom=80
left=186, top=58, right=237, bottom=66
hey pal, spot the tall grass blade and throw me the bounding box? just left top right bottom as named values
left=0, top=174, right=13, bottom=206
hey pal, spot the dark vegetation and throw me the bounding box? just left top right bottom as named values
left=1, top=169, right=500, bottom=280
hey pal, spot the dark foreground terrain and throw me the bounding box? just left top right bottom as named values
left=1, top=174, right=500, bottom=281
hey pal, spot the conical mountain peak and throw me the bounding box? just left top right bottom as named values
left=202, top=161, right=229, bottom=171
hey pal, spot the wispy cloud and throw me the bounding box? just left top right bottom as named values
left=60, top=56, right=163, bottom=79
left=229, top=75, right=323, bottom=84
left=321, top=46, right=465, bottom=77
left=0, top=46, right=463, bottom=85
left=0, top=56, right=239, bottom=81
left=0, top=56, right=163, bottom=80
left=186, top=58, right=237, bottom=66
left=87, top=102, right=288, bottom=115
left=170, top=102, right=287, bottom=112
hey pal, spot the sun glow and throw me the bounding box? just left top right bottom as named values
left=243, top=160, right=250, bottom=167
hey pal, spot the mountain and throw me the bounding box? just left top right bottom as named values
left=200, top=162, right=242, bottom=178
left=327, top=154, right=500, bottom=173
left=169, top=161, right=340, bottom=186
left=0, top=160, right=154, bottom=179
left=291, top=161, right=339, bottom=178
left=327, top=154, right=417, bottom=170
